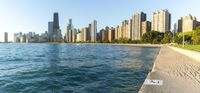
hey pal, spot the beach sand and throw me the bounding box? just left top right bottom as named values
left=139, top=46, right=200, bottom=93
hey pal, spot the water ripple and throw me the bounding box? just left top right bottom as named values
left=0, top=44, right=160, bottom=93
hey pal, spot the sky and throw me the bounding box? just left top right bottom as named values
left=0, top=0, right=200, bottom=42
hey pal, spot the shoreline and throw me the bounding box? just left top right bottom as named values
left=139, top=45, right=200, bottom=93
left=0, top=43, right=163, bottom=47
left=107, top=43, right=162, bottom=47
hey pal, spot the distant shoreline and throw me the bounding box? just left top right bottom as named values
left=0, top=43, right=163, bottom=47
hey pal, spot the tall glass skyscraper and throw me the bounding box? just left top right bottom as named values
left=48, top=12, right=62, bottom=42
left=53, top=13, right=60, bottom=30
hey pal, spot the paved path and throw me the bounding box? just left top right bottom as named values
left=139, top=46, right=200, bottom=93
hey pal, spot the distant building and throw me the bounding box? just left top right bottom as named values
left=132, top=12, right=146, bottom=40
left=49, top=12, right=62, bottom=42
left=48, top=22, right=53, bottom=42
left=26, top=32, right=34, bottom=43
left=102, top=29, right=108, bottom=42
left=121, top=20, right=132, bottom=39
left=117, top=26, right=123, bottom=39
left=66, top=19, right=74, bottom=42
left=96, top=32, right=101, bottom=42
left=173, top=23, right=178, bottom=35
left=76, top=32, right=82, bottom=42
left=126, top=19, right=132, bottom=39
left=90, top=20, right=97, bottom=42
left=142, top=21, right=151, bottom=35
left=115, top=26, right=119, bottom=40
left=4, top=32, right=8, bottom=43
left=81, top=27, right=89, bottom=42
left=14, top=32, right=22, bottom=43
left=122, top=20, right=128, bottom=39
left=99, top=29, right=104, bottom=42
left=14, top=33, right=17, bottom=43
left=88, top=24, right=91, bottom=41
left=177, top=19, right=182, bottom=33
left=39, top=31, right=48, bottom=42
left=20, top=34, right=26, bottom=43
left=72, top=29, right=77, bottom=43
left=14, top=31, right=48, bottom=43
left=108, top=28, right=115, bottom=42
left=182, top=14, right=198, bottom=32
left=152, top=10, right=171, bottom=33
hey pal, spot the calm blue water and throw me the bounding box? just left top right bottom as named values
left=0, top=44, right=160, bottom=93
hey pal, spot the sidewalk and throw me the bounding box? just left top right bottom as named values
left=139, top=46, right=200, bottom=93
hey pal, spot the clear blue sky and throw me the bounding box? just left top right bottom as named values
left=0, top=0, right=199, bottom=42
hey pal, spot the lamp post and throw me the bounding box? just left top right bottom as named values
left=182, top=32, right=185, bottom=47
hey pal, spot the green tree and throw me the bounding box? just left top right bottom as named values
left=142, top=32, right=152, bottom=43
left=161, top=31, right=173, bottom=44
left=174, top=31, right=193, bottom=44
left=192, top=27, right=200, bottom=44
left=175, top=33, right=183, bottom=44
left=151, top=31, right=164, bottom=44
left=141, top=31, right=164, bottom=44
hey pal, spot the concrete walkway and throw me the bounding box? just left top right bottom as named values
left=139, top=46, right=200, bottom=93
left=169, top=46, right=200, bottom=62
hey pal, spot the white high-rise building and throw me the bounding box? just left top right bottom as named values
left=152, top=9, right=171, bottom=33
left=132, top=12, right=146, bottom=40
left=90, top=20, right=97, bottom=42
left=182, top=14, right=198, bottom=32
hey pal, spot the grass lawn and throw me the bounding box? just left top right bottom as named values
left=173, top=44, right=200, bottom=52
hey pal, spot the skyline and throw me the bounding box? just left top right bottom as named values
left=0, top=0, right=200, bottom=42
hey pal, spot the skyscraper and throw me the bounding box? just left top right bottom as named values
left=177, top=19, right=183, bottom=33
left=152, top=10, right=171, bottom=33
left=108, top=28, right=115, bottom=42
left=132, top=12, right=146, bottom=40
left=117, top=26, right=123, bottom=39
left=90, top=20, right=97, bottom=42
left=53, top=13, right=60, bottom=30
left=88, top=24, right=91, bottom=41
left=101, top=29, right=108, bottom=42
left=48, top=12, right=62, bottom=42
left=81, top=27, right=89, bottom=42
left=126, top=19, right=132, bottom=39
left=4, top=32, right=8, bottom=43
left=182, top=14, right=198, bottom=32
left=72, top=29, right=77, bottom=43
left=66, top=19, right=74, bottom=42
left=48, top=22, right=53, bottom=41
left=142, top=21, right=151, bottom=35
left=76, top=32, right=82, bottom=42
left=115, top=26, right=119, bottom=40
left=122, top=20, right=127, bottom=39
left=173, top=23, right=178, bottom=34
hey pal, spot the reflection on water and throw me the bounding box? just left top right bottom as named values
left=0, top=44, right=160, bottom=93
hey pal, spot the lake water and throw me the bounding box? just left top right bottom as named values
left=0, top=44, right=160, bottom=93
